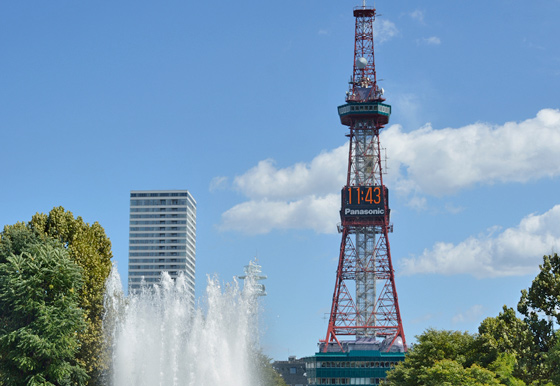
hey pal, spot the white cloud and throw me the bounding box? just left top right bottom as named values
left=232, top=145, right=347, bottom=200
left=410, top=312, right=437, bottom=325
left=382, top=108, right=560, bottom=196
left=392, top=93, right=423, bottom=130
left=209, top=176, right=228, bottom=192
left=417, top=36, right=441, bottom=45
left=444, top=203, right=464, bottom=215
left=410, top=10, right=425, bottom=24
left=452, top=304, right=485, bottom=324
left=407, top=195, right=427, bottom=211
left=373, top=19, right=399, bottom=43
left=400, top=205, right=560, bottom=278
left=216, top=109, right=560, bottom=235
left=218, top=194, right=340, bottom=235
left=217, top=145, right=347, bottom=234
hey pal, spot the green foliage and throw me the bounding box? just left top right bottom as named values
left=254, top=351, right=288, bottom=386
left=0, top=244, right=88, bottom=385
left=487, top=353, right=526, bottom=386
left=518, top=254, right=560, bottom=326
left=29, top=207, right=113, bottom=385
left=385, top=329, right=529, bottom=386
left=400, top=329, right=477, bottom=368
left=517, top=254, right=560, bottom=383
left=388, top=254, right=560, bottom=386
left=418, top=359, right=501, bottom=386
left=477, top=307, right=532, bottom=359
left=476, top=307, right=534, bottom=384
left=546, top=331, right=560, bottom=385
left=385, top=329, right=481, bottom=386
left=0, top=207, right=113, bottom=385
left=0, top=222, right=55, bottom=262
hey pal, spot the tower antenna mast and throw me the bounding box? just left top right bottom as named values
left=322, top=1, right=406, bottom=353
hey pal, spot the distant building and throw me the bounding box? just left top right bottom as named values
left=128, top=190, right=196, bottom=301
left=273, top=356, right=308, bottom=386
left=303, top=338, right=406, bottom=385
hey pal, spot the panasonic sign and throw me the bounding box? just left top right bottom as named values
left=344, top=208, right=385, bottom=216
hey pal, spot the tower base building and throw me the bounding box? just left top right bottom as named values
left=305, top=340, right=405, bottom=385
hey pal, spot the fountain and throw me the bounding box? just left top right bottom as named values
left=103, top=263, right=265, bottom=386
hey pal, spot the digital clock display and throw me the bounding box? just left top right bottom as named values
left=341, top=185, right=388, bottom=219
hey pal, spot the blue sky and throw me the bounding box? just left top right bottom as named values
left=1, top=0, right=560, bottom=360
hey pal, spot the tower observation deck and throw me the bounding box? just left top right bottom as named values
left=323, top=4, right=406, bottom=354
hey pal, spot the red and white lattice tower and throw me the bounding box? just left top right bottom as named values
left=322, top=3, right=407, bottom=352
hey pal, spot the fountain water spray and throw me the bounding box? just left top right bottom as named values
left=103, top=262, right=265, bottom=386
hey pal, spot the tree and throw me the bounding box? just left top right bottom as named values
left=486, top=353, right=526, bottom=386
left=254, top=351, right=288, bottom=386
left=29, top=207, right=113, bottom=385
left=0, top=207, right=113, bottom=385
left=518, top=254, right=560, bottom=326
left=387, top=255, right=560, bottom=386
left=398, top=329, right=477, bottom=368
left=0, top=244, right=88, bottom=385
left=0, top=222, right=42, bottom=261
left=475, top=307, right=533, bottom=384
left=418, top=359, right=501, bottom=386
left=517, top=254, right=560, bottom=383
left=546, top=331, right=560, bottom=385
left=384, top=328, right=529, bottom=386
left=385, top=329, right=480, bottom=386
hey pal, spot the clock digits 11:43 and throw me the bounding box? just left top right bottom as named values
left=341, top=185, right=389, bottom=219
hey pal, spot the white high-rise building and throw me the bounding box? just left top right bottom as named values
left=128, top=190, right=196, bottom=298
